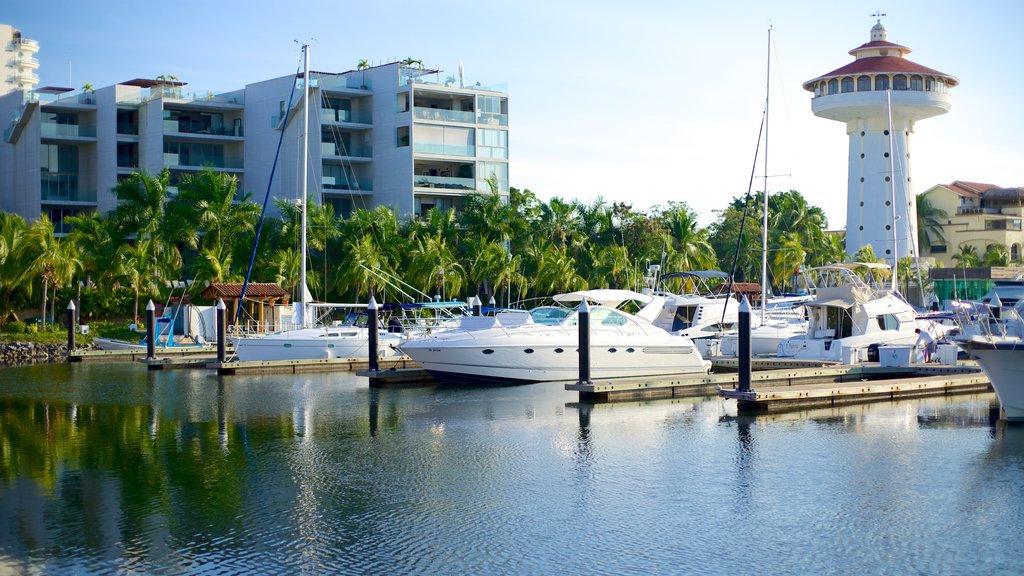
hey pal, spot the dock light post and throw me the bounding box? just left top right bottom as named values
left=578, top=299, right=591, bottom=385
left=368, top=296, right=379, bottom=372
left=738, top=295, right=752, bottom=392
left=216, top=299, right=226, bottom=363
left=472, top=295, right=482, bottom=317
left=67, top=300, right=76, bottom=352
left=145, top=300, right=156, bottom=360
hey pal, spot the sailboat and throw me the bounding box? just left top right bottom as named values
left=232, top=45, right=403, bottom=362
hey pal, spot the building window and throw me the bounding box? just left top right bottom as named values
left=827, top=79, right=838, bottom=95
left=841, top=77, right=854, bottom=93
left=396, top=126, right=410, bottom=147
left=930, top=244, right=948, bottom=254
left=1013, top=244, right=1020, bottom=262
left=910, top=75, right=923, bottom=91
left=874, top=75, right=889, bottom=90
left=857, top=76, right=871, bottom=91
left=396, top=93, right=409, bottom=113
left=477, top=161, right=508, bottom=193
left=892, top=75, right=908, bottom=90
left=476, top=128, right=507, bottom=159
left=925, top=77, right=934, bottom=91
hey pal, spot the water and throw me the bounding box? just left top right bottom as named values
left=1, top=363, right=1022, bottom=575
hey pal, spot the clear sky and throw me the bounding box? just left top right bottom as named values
left=7, top=0, right=1023, bottom=228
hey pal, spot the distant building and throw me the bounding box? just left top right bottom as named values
left=803, top=19, right=957, bottom=264
left=1, top=24, right=39, bottom=95
left=919, top=181, right=1024, bottom=267
left=0, top=58, right=509, bottom=232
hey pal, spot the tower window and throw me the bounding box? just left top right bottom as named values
left=874, top=75, right=890, bottom=91
left=857, top=76, right=871, bottom=91
left=910, top=75, right=923, bottom=90
left=841, top=77, right=854, bottom=93
left=893, top=75, right=908, bottom=90
left=827, top=79, right=838, bottom=95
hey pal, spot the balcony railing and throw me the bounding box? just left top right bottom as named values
left=477, top=112, right=508, bottom=126
left=323, top=177, right=372, bottom=191
left=40, top=174, right=96, bottom=203
left=414, top=107, right=475, bottom=124
left=320, top=108, right=372, bottom=124
left=164, top=119, right=243, bottom=136
left=117, top=155, right=139, bottom=169
left=321, top=142, right=372, bottom=158
left=163, top=153, right=243, bottom=169
left=11, top=38, right=39, bottom=50
left=413, top=142, right=475, bottom=157
left=117, top=122, right=139, bottom=135
left=957, top=207, right=1000, bottom=215
left=414, top=175, right=475, bottom=190
left=41, top=122, right=96, bottom=138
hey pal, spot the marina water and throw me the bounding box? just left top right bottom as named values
left=1, top=363, right=1022, bottom=574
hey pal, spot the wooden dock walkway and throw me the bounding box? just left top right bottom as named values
left=70, top=346, right=221, bottom=363
left=212, top=355, right=416, bottom=375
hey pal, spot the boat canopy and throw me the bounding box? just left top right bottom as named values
left=553, top=289, right=654, bottom=307
left=806, top=285, right=872, bottom=309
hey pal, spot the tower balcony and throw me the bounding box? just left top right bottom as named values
left=811, top=89, right=951, bottom=124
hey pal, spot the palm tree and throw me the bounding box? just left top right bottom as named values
left=22, top=216, right=82, bottom=326
left=772, top=232, right=806, bottom=292
left=952, top=244, right=980, bottom=269
left=983, top=243, right=1010, bottom=267
left=916, top=194, right=949, bottom=254
left=0, top=213, right=29, bottom=322
left=660, top=202, right=717, bottom=272
left=65, top=211, right=121, bottom=291
left=116, top=239, right=163, bottom=324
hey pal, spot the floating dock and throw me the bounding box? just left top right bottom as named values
left=567, top=363, right=989, bottom=406
left=211, top=355, right=416, bottom=375
left=69, top=346, right=220, bottom=363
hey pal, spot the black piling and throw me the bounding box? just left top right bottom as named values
left=216, top=298, right=226, bottom=363
left=577, top=299, right=591, bottom=385
left=66, top=300, right=76, bottom=352
left=368, top=296, right=379, bottom=372
left=738, top=294, right=752, bottom=392
left=472, top=295, right=482, bottom=317
left=145, top=300, right=156, bottom=360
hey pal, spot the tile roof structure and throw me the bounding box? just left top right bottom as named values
left=201, top=282, right=289, bottom=300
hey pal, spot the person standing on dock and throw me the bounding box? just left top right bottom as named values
left=915, top=328, right=935, bottom=363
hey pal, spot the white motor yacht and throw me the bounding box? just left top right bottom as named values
left=957, top=300, right=1024, bottom=422
left=398, top=289, right=711, bottom=385
left=233, top=323, right=403, bottom=362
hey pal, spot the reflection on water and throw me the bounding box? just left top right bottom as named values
left=0, top=363, right=1022, bottom=574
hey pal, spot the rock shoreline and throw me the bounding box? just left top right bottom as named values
left=0, top=342, right=92, bottom=365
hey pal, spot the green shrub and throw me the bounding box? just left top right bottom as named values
left=2, top=321, right=27, bottom=334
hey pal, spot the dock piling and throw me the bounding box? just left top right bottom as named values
left=738, top=295, right=752, bottom=392
left=577, top=299, right=591, bottom=385
left=67, top=300, right=76, bottom=352
left=472, top=296, right=482, bottom=317
left=368, top=296, right=379, bottom=372
left=145, top=300, right=156, bottom=360
left=216, top=298, right=226, bottom=363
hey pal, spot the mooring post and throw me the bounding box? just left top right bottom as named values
left=216, top=298, right=226, bottom=363
left=473, top=295, right=482, bottom=317
left=145, top=300, right=156, bottom=360
left=578, top=299, right=591, bottom=385
left=368, top=296, right=379, bottom=372
left=489, top=294, right=496, bottom=308
left=67, top=300, right=76, bottom=352
left=738, top=294, right=752, bottom=392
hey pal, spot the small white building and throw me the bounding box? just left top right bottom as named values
left=1, top=24, right=39, bottom=96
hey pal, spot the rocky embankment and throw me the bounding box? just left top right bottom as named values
left=0, top=342, right=87, bottom=364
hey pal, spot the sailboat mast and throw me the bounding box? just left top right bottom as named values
left=760, top=26, right=771, bottom=324
left=300, top=44, right=310, bottom=328
left=886, top=89, right=898, bottom=292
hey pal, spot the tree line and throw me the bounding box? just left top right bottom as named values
left=1, top=168, right=853, bottom=325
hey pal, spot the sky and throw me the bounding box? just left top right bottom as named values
left=7, top=0, right=1024, bottom=228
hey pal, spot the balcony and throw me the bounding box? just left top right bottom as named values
left=117, top=122, right=139, bottom=135
left=414, top=175, right=475, bottom=190
left=163, top=153, right=243, bottom=169
left=40, top=174, right=96, bottom=204
left=117, top=155, right=139, bottom=169
left=323, top=176, right=371, bottom=192
left=413, top=142, right=474, bottom=157
left=41, top=122, right=96, bottom=138
left=414, top=107, right=475, bottom=124
left=477, top=112, right=508, bottom=126
left=957, top=206, right=1000, bottom=216
left=163, top=119, right=243, bottom=137
left=320, top=108, right=372, bottom=124
left=321, top=142, right=372, bottom=158
left=11, top=38, right=39, bottom=51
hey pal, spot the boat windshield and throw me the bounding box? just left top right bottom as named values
left=530, top=306, right=574, bottom=325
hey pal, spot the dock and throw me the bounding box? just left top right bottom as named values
left=70, top=346, right=221, bottom=363
left=566, top=363, right=989, bottom=405
left=211, top=355, right=416, bottom=375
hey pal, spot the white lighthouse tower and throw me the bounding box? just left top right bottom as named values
left=803, top=19, right=957, bottom=263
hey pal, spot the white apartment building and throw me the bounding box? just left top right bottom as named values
left=1, top=24, right=39, bottom=96
left=0, top=59, right=509, bottom=232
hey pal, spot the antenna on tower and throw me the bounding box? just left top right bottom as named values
left=871, top=11, right=886, bottom=23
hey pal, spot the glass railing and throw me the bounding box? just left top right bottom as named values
left=41, top=122, right=96, bottom=138
left=413, top=142, right=475, bottom=157
left=117, top=155, right=139, bottom=168
left=116, top=122, right=139, bottom=135
left=323, top=176, right=372, bottom=191
left=12, top=38, right=39, bottom=50
left=163, top=153, right=243, bottom=169
left=40, top=174, right=96, bottom=203
left=477, top=112, right=508, bottom=126
left=414, top=175, right=475, bottom=190
left=414, top=107, right=475, bottom=124
left=163, top=119, right=243, bottom=136
left=320, top=108, right=372, bottom=124
left=321, top=142, right=372, bottom=158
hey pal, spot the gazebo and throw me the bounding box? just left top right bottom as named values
left=201, top=282, right=290, bottom=333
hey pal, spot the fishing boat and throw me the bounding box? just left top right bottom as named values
left=398, top=289, right=711, bottom=385
left=958, top=300, right=1024, bottom=422
left=232, top=45, right=400, bottom=362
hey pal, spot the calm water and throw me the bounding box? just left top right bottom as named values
left=0, top=363, right=1022, bottom=575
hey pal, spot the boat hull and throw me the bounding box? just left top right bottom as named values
left=233, top=328, right=403, bottom=362
left=964, top=339, right=1024, bottom=422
